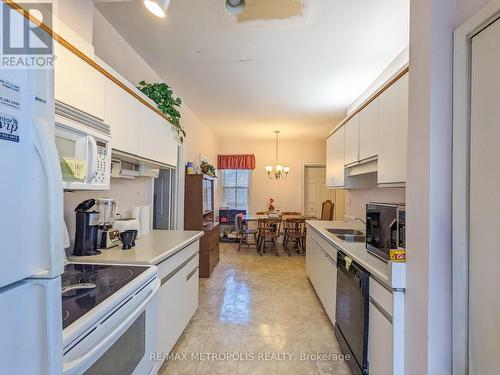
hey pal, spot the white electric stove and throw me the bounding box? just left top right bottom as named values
left=61, top=263, right=160, bottom=375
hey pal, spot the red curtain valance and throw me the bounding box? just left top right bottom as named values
left=217, top=154, right=256, bottom=170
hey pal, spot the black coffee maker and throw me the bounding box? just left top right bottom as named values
left=73, top=199, right=101, bottom=256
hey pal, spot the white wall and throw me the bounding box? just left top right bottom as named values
left=92, top=9, right=220, bottom=169
left=348, top=47, right=409, bottom=115
left=64, top=177, right=153, bottom=242
left=218, top=139, right=326, bottom=214
left=55, top=0, right=94, bottom=45
left=405, top=0, right=488, bottom=374
left=345, top=188, right=405, bottom=218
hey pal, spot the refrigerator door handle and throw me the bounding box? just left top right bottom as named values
left=33, top=116, right=64, bottom=277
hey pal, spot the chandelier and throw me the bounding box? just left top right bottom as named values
left=265, top=130, right=290, bottom=179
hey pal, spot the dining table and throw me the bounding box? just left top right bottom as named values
left=242, top=214, right=317, bottom=222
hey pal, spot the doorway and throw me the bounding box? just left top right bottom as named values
left=153, top=168, right=176, bottom=230
left=303, top=165, right=345, bottom=220
left=453, top=9, right=500, bottom=374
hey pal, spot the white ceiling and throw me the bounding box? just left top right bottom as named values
left=95, top=0, right=409, bottom=140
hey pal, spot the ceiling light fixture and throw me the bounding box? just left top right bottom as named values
left=144, top=0, right=170, bottom=18
left=225, top=0, right=245, bottom=14
left=266, top=130, right=290, bottom=180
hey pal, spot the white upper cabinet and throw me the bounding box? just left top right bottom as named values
left=326, top=126, right=345, bottom=188
left=359, top=98, right=379, bottom=160
left=104, top=79, right=140, bottom=155
left=54, top=45, right=106, bottom=120
left=378, top=73, right=409, bottom=184
left=138, top=106, right=178, bottom=167
left=344, top=114, right=360, bottom=165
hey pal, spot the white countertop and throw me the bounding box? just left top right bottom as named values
left=306, top=220, right=393, bottom=288
left=69, top=230, right=204, bottom=265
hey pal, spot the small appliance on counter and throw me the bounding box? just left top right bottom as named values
left=73, top=199, right=101, bottom=256
left=114, top=218, right=141, bottom=239
left=95, top=198, right=121, bottom=249
left=365, top=202, right=406, bottom=262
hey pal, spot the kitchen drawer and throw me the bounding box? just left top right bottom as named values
left=307, top=225, right=337, bottom=260
left=369, top=276, right=393, bottom=317
left=157, top=240, right=199, bottom=280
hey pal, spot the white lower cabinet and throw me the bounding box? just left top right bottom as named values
left=306, top=233, right=337, bottom=324
left=156, top=241, right=200, bottom=355
left=368, top=277, right=396, bottom=375
left=307, top=227, right=404, bottom=375
left=368, top=300, right=393, bottom=375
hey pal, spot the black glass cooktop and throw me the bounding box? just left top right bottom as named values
left=61, top=263, right=148, bottom=329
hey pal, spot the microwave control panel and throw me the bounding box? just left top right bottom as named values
left=91, top=140, right=110, bottom=185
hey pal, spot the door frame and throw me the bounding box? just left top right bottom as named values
left=301, top=162, right=326, bottom=215
left=453, top=2, right=500, bottom=372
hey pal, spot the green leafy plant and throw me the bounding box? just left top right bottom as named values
left=200, top=160, right=217, bottom=178
left=137, top=81, right=186, bottom=143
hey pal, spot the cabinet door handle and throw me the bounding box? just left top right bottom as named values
left=161, top=252, right=199, bottom=285
left=369, top=297, right=393, bottom=323
left=186, top=267, right=199, bottom=282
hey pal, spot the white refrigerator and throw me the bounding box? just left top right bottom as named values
left=0, top=6, right=64, bottom=375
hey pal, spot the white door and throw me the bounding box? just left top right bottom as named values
left=0, top=277, right=63, bottom=375
left=304, top=166, right=333, bottom=218
left=0, top=49, right=63, bottom=287
left=468, top=18, right=500, bottom=375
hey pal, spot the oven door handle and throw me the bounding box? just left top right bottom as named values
left=63, top=278, right=160, bottom=375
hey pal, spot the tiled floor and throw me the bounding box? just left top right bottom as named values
left=160, top=242, right=352, bottom=375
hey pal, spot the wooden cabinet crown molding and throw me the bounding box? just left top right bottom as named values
left=4, top=0, right=174, bottom=127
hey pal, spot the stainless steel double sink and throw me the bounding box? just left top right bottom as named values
left=326, top=228, right=366, bottom=243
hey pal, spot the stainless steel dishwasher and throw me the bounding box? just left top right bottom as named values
left=335, top=250, right=370, bottom=375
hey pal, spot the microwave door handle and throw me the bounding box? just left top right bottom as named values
left=32, top=117, right=64, bottom=278
left=86, top=136, right=98, bottom=183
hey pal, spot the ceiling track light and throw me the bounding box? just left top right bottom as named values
left=144, top=0, right=171, bottom=18
left=226, top=0, right=245, bottom=14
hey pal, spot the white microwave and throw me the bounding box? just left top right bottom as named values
left=54, top=102, right=111, bottom=190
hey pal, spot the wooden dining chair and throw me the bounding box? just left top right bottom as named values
left=320, top=200, right=335, bottom=221
left=236, top=215, right=258, bottom=252
left=282, top=218, right=305, bottom=256
left=257, top=218, right=281, bottom=256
